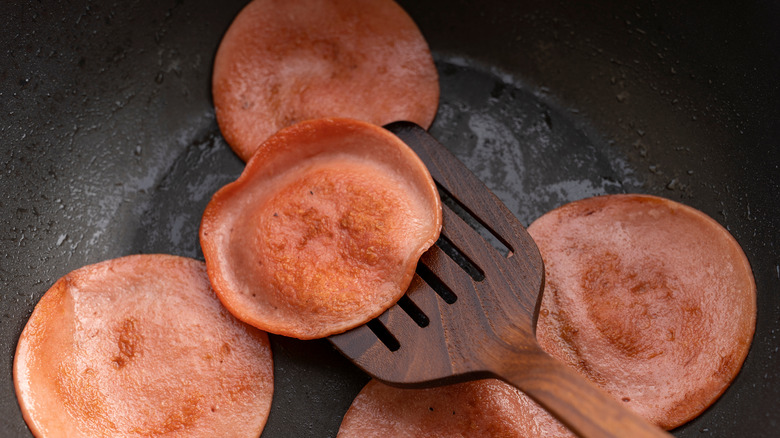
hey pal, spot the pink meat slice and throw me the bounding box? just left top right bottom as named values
left=337, top=379, right=574, bottom=438
left=14, top=254, right=274, bottom=438
left=212, top=0, right=440, bottom=161
left=530, top=194, right=756, bottom=429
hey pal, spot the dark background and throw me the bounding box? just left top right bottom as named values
left=1, top=0, right=777, bottom=436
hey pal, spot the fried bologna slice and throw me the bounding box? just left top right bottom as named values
left=14, top=254, right=273, bottom=438
left=212, top=0, right=439, bottom=161
left=530, top=194, right=756, bottom=429
left=200, top=118, right=442, bottom=339
left=337, top=379, right=573, bottom=438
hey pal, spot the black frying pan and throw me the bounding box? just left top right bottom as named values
left=1, top=0, right=778, bottom=436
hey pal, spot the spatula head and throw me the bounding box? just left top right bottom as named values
left=329, top=122, right=545, bottom=388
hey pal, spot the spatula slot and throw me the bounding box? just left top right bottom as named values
left=435, top=235, right=485, bottom=282
left=397, top=295, right=430, bottom=327
left=436, top=181, right=513, bottom=258
left=416, top=263, right=458, bottom=304
left=366, top=319, right=400, bottom=352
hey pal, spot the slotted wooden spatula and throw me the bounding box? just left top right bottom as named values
left=329, top=122, right=671, bottom=438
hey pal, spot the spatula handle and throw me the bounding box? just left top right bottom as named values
left=497, top=352, right=672, bottom=438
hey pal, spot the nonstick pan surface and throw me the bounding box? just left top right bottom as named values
left=1, top=0, right=778, bottom=436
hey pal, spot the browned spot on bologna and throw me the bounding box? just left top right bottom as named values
left=56, top=366, right=115, bottom=431
left=715, top=353, right=737, bottom=379
left=291, top=206, right=333, bottom=249
left=135, top=394, right=205, bottom=435
left=580, top=251, right=678, bottom=360
left=112, top=318, right=141, bottom=369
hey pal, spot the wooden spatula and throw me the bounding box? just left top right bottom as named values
left=329, top=122, right=671, bottom=438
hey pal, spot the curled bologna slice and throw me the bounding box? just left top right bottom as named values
left=212, top=0, right=440, bottom=161
left=14, top=254, right=274, bottom=438
left=200, top=118, right=442, bottom=339
left=530, top=194, right=756, bottom=429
